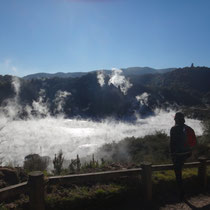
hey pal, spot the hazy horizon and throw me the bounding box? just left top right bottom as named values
left=2, top=65, right=206, bottom=78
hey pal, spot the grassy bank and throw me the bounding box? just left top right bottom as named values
left=1, top=167, right=210, bottom=210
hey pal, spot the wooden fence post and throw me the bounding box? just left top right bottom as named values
left=28, top=171, right=45, bottom=210
left=141, top=162, right=152, bottom=201
left=198, top=157, right=207, bottom=189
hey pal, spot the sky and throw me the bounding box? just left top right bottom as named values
left=0, top=0, right=210, bottom=77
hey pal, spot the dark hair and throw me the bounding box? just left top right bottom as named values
left=174, top=112, right=185, bottom=125
left=174, top=112, right=185, bottom=120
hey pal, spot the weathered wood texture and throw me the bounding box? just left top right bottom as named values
left=141, top=162, right=152, bottom=201
left=0, top=182, right=28, bottom=202
left=198, top=157, right=208, bottom=189
left=28, top=171, right=45, bottom=210
left=49, top=168, right=141, bottom=185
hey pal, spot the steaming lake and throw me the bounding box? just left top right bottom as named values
left=0, top=110, right=203, bottom=166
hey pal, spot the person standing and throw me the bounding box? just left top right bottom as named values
left=170, top=112, right=196, bottom=200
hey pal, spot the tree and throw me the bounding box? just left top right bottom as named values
left=23, top=154, right=50, bottom=172
left=53, top=150, right=64, bottom=175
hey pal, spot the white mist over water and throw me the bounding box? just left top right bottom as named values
left=0, top=76, right=204, bottom=166
left=0, top=110, right=203, bottom=166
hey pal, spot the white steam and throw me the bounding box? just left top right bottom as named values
left=96, top=68, right=133, bottom=94
left=108, top=68, right=132, bottom=95
left=0, top=77, right=21, bottom=120
left=12, top=77, right=21, bottom=96
left=97, top=71, right=105, bottom=87
left=31, top=89, right=50, bottom=118
left=54, top=90, right=71, bottom=114
left=136, top=92, right=150, bottom=106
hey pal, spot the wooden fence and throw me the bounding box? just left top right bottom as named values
left=0, top=157, right=209, bottom=210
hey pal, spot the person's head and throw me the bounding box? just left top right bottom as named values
left=174, top=112, right=185, bottom=125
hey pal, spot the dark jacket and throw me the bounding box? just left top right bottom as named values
left=170, top=124, right=192, bottom=154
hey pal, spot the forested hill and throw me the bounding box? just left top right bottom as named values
left=131, top=66, right=210, bottom=93
left=22, top=67, right=176, bottom=80
left=129, top=66, right=210, bottom=105
left=0, top=66, right=210, bottom=120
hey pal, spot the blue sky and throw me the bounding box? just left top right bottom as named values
left=0, top=0, right=210, bottom=76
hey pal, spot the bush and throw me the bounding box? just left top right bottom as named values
left=202, top=119, right=210, bottom=142
left=194, top=120, right=210, bottom=159
left=23, top=154, right=50, bottom=172
left=53, top=150, right=64, bottom=175
left=69, top=154, right=81, bottom=174
left=45, top=184, right=127, bottom=210
left=96, top=131, right=170, bottom=164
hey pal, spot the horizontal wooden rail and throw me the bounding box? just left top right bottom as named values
left=152, top=162, right=200, bottom=171
left=152, top=160, right=210, bottom=171
left=48, top=160, right=210, bottom=184
left=152, top=163, right=174, bottom=171
left=49, top=168, right=142, bottom=185
left=0, top=182, right=28, bottom=202
left=1, top=158, right=210, bottom=207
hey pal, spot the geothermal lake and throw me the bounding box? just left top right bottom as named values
left=0, top=109, right=203, bottom=166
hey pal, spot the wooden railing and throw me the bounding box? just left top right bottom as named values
left=0, top=157, right=210, bottom=210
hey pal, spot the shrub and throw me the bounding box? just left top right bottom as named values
left=23, top=154, right=50, bottom=172
left=69, top=154, right=81, bottom=174
left=53, top=150, right=64, bottom=175
left=202, top=119, right=210, bottom=142
left=97, top=131, right=170, bottom=164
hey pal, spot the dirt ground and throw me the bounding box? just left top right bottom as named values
left=160, top=194, right=210, bottom=210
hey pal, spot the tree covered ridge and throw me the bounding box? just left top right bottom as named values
left=0, top=66, right=210, bottom=119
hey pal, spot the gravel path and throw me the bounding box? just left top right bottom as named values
left=160, top=194, right=210, bottom=210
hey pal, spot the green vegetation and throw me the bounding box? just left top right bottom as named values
left=23, top=154, right=50, bottom=172
left=97, top=131, right=170, bottom=165
left=0, top=194, right=28, bottom=210
left=196, top=119, right=210, bottom=159
left=0, top=203, right=8, bottom=210
left=45, top=184, right=128, bottom=210
left=2, top=166, right=210, bottom=210
left=69, top=154, right=81, bottom=174
left=202, top=119, right=210, bottom=141
left=53, top=150, right=64, bottom=175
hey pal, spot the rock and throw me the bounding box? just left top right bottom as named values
left=0, top=167, right=19, bottom=186
left=0, top=179, right=7, bottom=188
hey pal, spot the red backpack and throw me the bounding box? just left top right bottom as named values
left=185, top=126, right=197, bottom=147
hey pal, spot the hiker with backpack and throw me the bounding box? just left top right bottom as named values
left=170, top=112, right=196, bottom=200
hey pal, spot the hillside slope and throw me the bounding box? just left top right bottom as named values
left=1, top=66, right=210, bottom=119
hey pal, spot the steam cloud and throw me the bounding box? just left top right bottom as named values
left=54, top=90, right=71, bottom=114
left=0, top=77, right=22, bottom=120
left=31, top=89, right=50, bottom=118
left=96, top=68, right=133, bottom=94
left=12, top=77, right=21, bottom=96
left=108, top=68, right=133, bottom=95
left=97, top=71, right=105, bottom=87
left=136, top=92, right=150, bottom=106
